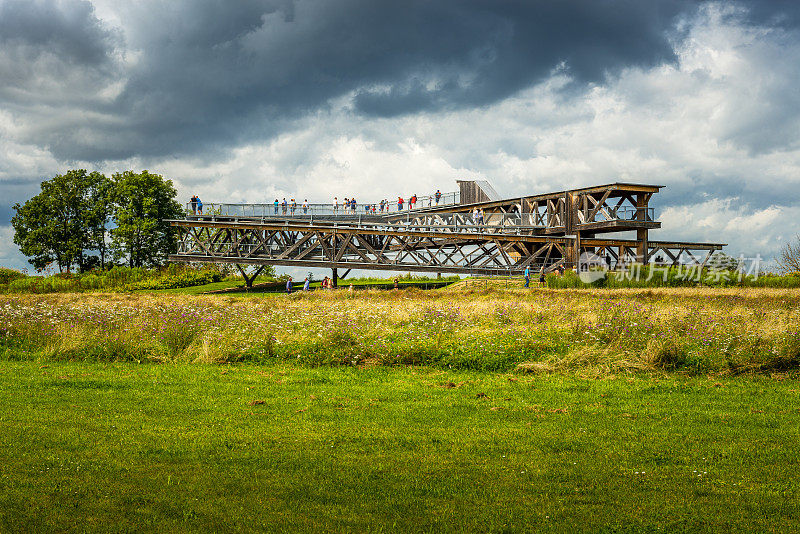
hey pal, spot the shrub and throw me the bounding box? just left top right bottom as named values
left=0, top=268, right=26, bottom=285
left=126, top=270, right=223, bottom=290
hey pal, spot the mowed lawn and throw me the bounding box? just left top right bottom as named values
left=0, top=361, right=798, bottom=532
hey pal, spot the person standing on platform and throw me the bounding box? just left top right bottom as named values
left=190, top=195, right=197, bottom=215
left=435, top=190, right=442, bottom=205
left=290, top=199, right=296, bottom=215
left=398, top=197, right=404, bottom=211
left=196, top=196, right=203, bottom=215
left=274, top=199, right=279, bottom=214
left=524, top=266, right=530, bottom=288
left=333, top=197, right=339, bottom=214
left=281, top=198, right=287, bottom=215
left=303, top=199, right=308, bottom=214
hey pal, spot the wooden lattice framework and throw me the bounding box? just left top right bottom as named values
left=168, top=182, right=725, bottom=278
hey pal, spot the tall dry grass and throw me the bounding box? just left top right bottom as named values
left=1, top=287, right=798, bottom=375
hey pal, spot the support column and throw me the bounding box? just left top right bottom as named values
left=636, top=193, right=650, bottom=264
left=332, top=267, right=338, bottom=288
left=574, top=231, right=581, bottom=273
left=637, top=228, right=649, bottom=265
left=235, top=264, right=264, bottom=289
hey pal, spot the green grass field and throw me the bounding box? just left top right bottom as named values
left=1, top=362, right=798, bottom=532
left=1, top=288, right=799, bottom=531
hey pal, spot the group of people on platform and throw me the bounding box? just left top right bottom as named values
left=330, top=190, right=444, bottom=215
left=216, top=190, right=451, bottom=218
left=274, top=198, right=310, bottom=215
left=193, top=189, right=450, bottom=219
left=189, top=195, right=203, bottom=215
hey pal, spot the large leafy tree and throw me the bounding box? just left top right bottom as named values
left=88, top=174, right=114, bottom=270
left=11, top=170, right=107, bottom=272
left=110, top=170, right=183, bottom=267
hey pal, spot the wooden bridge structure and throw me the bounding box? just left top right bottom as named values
left=168, top=180, right=724, bottom=285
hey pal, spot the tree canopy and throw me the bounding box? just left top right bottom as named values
left=12, top=170, right=108, bottom=272
left=12, top=169, right=183, bottom=272
left=110, top=170, right=184, bottom=268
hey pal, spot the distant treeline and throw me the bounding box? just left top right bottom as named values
left=11, top=169, right=183, bottom=273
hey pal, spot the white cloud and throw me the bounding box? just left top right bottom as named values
left=2, top=2, right=800, bottom=273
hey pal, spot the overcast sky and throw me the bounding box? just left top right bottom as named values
left=2, top=0, right=800, bottom=273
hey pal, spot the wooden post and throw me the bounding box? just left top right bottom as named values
left=332, top=267, right=338, bottom=288
left=636, top=193, right=649, bottom=264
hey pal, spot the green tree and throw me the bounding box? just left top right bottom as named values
left=110, top=170, right=183, bottom=267
left=88, top=174, right=114, bottom=270
left=11, top=170, right=107, bottom=272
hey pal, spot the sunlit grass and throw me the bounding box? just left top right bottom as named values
left=0, top=361, right=797, bottom=531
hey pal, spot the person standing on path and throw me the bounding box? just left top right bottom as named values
left=303, top=276, right=310, bottom=291
left=286, top=277, right=293, bottom=294
left=524, top=266, right=530, bottom=288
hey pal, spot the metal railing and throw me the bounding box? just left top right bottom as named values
left=578, top=206, right=655, bottom=224
left=185, top=191, right=460, bottom=218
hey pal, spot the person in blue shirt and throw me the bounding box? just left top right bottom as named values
left=303, top=276, right=310, bottom=291
left=286, top=276, right=293, bottom=294
left=524, top=266, right=530, bottom=287
left=196, top=196, right=203, bottom=215
left=274, top=199, right=279, bottom=214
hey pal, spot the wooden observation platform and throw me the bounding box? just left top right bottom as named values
left=168, top=180, right=724, bottom=284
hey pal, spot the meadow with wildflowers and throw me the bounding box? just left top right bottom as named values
left=2, top=287, right=799, bottom=375
left=0, top=287, right=799, bottom=531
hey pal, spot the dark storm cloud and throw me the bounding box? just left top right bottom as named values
left=0, top=0, right=112, bottom=65
left=2, top=0, right=799, bottom=161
